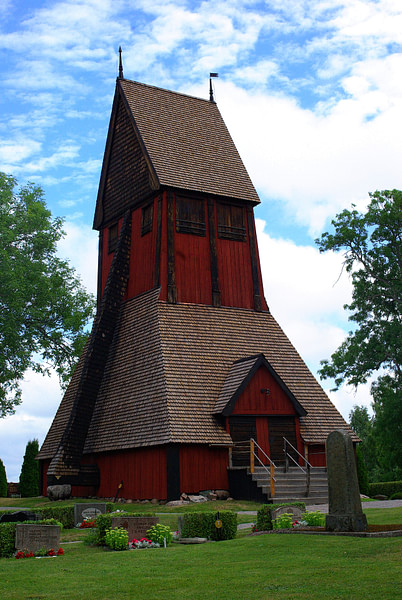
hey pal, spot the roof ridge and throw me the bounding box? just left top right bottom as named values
left=120, top=77, right=213, bottom=106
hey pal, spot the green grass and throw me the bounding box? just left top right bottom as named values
left=1, top=531, right=401, bottom=599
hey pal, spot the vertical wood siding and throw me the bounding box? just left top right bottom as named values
left=126, top=201, right=157, bottom=299
left=100, top=217, right=123, bottom=297
left=180, top=445, right=229, bottom=493
left=307, top=444, right=326, bottom=467
left=216, top=235, right=254, bottom=308
left=232, top=366, right=298, bottom=415
left=82, top=447, right=167, bottom=499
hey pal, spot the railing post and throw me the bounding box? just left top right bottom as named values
left=270, top=463, right=275, bottom=498
left=250, top=439, right=255, bottom=474
left=228, top=446, right=233, bottom=469
left=306, top=463, right=310, bottom=497
left=284, top=438, right=289, bottom=472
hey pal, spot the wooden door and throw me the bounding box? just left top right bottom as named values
left=229, top=417, right=256, bottom=466
left=268, top=417, right=298, bottom=464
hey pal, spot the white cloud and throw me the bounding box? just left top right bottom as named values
left=57, top=220, right=98, bottom=296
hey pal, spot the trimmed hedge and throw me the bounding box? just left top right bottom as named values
left=180, top=511, right=237, bottom=541
left=0, top=519, right=63, bottom=558
left=369, top=481, right=402, bottom=498
left=256, top=502, right=306, bottom=531
left=0, top=523, right=17, bottom=558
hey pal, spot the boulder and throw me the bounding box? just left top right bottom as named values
left=47, top=484, right=71, bottom=501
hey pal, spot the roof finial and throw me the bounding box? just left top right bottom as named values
left=209, top=73, right=218, bottom=102
left=118, top=46, right=124, bottom=79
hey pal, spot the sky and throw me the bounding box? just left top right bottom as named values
left=1, top=0, right=401, bottom=483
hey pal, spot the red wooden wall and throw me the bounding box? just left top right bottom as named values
left=180, top=445, right=229, bottom=493
left=232, top=366, right=298, bottom=416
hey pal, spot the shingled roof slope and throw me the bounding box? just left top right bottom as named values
left=159, top=301, right=357, bottom=445
left=39, top=288, right=357, bottom=460
left=118, top=79, right=260, bottom=204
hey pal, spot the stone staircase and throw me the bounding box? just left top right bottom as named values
left=250, top=465, right=328, bottom=504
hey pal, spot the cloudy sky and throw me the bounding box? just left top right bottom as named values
left=1, top=0, right=401, bottom=482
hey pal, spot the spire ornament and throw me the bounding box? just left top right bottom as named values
left=118, top=46, right=124, bottom=79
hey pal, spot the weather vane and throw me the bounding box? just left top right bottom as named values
left=209, top=73, right=219, bottom=102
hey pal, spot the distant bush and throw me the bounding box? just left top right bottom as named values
left=256, top=503, right=306, bottom=531
left=0, top=523, right=17, bottom=557
left=94, top=512, right=152, bottom=545
left=36, top=506, right=75, bottom=529
left=181, top=511, right=237, bottom=541
left=19, top=440, right=39, bottom=497
left=0, top=459, right=7, bottom=497
left=369, top=481, right=402, bottom=498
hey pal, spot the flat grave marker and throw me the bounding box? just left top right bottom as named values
left=15, top=524, right=60, bottom=553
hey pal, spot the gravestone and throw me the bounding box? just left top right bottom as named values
left=0, top=511, right=39, bottom=523
left=74, top=503, right=107, bottom=526
left=15, top=524, right=60, bottom=553
left=111, top=516, right=159, bottom=540
left=272, top=506, right=303, bottom=521
left=325, top=429, right=368, bottom=532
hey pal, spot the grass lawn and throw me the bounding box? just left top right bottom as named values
left=1, top=502, right=401, bottom=599
left=1, top=530, right=401, bottom=600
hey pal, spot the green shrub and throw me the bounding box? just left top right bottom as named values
left=0, top=459, right=7, bottom=497
left=146, top=523, right=173, bottom=546
left=369, top=481, right=402, bottom=498
left=93, top=511, right=152, bottom=545
left=256, top=503, right=306, bottom=531
left=272, top=513, right=293, bottom=529
left=302, top=510, right=325, bottom=526
left=105, top=527, right=128, bottom=551
left=19, top=439, right=39, bottom=497
left=181, top=511, right=237, bottom=541
left=36, top=506, right=75, bottom=529
left=390, top=492, right=402, bottom=500
left=0, top=523, right=17, bottom=557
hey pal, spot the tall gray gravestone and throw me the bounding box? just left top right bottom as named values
left=325, top=429, right=368, bottom=532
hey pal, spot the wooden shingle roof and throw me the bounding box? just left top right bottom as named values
left=94, top=78, right=260, bottom=228
left=38, top=288, right=357, bottom=460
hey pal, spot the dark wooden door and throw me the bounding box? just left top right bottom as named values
left=268, top=417, right=297, bottom=464
left=229, top=417, right=256, bottom=466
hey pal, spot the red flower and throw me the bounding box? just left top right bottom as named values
left=15, top=551, right=24, bottom=559
left=47, top=549, right=55, bottom=557
left=57, top=548, right=64, bottom=556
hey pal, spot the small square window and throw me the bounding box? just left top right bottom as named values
left=141, top=202, right=153, bottom=236
left=108, top=223, right=118, bottom=253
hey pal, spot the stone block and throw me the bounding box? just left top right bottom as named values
left=15, top=524, right=60, bottom=553
left=74, top=503, right=107, bottom=526
left=111, top=516, right=159, bottom=540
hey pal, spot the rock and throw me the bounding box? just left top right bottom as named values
left=214, top=489, right=230, bottom=500
left=126, top=499, right=133, bottom=504
left=209, top=493, right=218, bottom=501
left=165, top=500, right=190, bottom=507
left=188, top=494, right=208, bottom=503
left=373, top=495, right=388, bottom=501
left=151, top=498, right=159, bottom=505
left=47, top=485, right=71, bottom=501
left=181, top=492, right=189, bottom=501
left=226, top=497, right=234, bottom=501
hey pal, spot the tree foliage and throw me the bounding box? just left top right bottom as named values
left=316, top=190, right=401, bottom=389
left=318, top=191, right=401, bottom=481
left=0, top=172, right=96, bottom=417
left=0, top=458, right=7, bottom=497
left=19, top=439, right=39, bottom=497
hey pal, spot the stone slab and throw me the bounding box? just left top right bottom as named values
left=179, top=537, right=208, bottom=544
left=0, top=511, right=39, bottom=523
left=111, top=516, right=159, bottom=541
left=272, top=506, right=303, bottom=521
left=15, top=524, right=60, bottom=553
left=74, top=503, right=107, bottom=526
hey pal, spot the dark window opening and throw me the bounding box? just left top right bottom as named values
left=176, top=196, right=206, bottom=236
left=108, top=223, right=118, bottom=253
left=141, top=202, right=153, bottom=236
left=217, top=203, right=246, bottom=241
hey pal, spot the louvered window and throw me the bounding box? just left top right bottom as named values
left=176, top=196, right=206, bottom=236
left=108, top=223, right=118, bottom=253
left=217, top=203, right=246, bottom=241
left=141, top=202, right=153, bottom=236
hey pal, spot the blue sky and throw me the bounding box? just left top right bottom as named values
left=1, top=0, right=402, bottom=482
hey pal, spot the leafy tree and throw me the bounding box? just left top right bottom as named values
left=317, top=190, right=401, bottom=480
left=19, top=439, right=39, bottom=497
left=0, top=172, right=96, bottom=417
left=349, top=405, right=379, bottom=482
left=0, top=458, right=7, bottom=497
left=316, top=190, right=401, bottom=389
